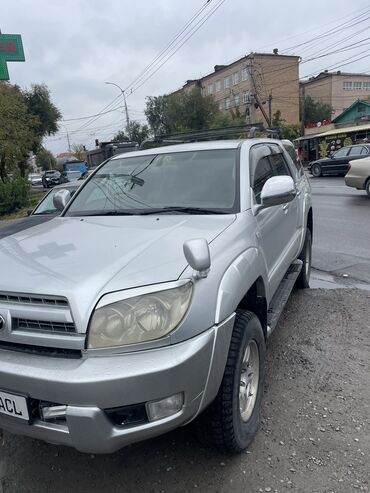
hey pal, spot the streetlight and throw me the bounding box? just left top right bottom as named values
left=105, top=81, right=130, bottom=138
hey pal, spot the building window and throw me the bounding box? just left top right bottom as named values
left=234, top=94, right=240, bottom=107
left=343, top=81, right=353, bottom=91
left=242, top=91, right=251, bottom=103
left=353, top=81, right=362, bottom=90
left=241, top=68, right=249, bottom=81
left=219, top=101, right=224, bottom=110
left=207, top=83, right=213, bottom=95
left=363, top=81, right=370, bottom=90
left=225, top=97, right=231, bottom=109
left=232, top=72, right=239, bottom=85
left=215, top=80, right=221, bottom=92
left=358, top=106, right=366, bottom=113
left=224, top=76, right=231, bottom=89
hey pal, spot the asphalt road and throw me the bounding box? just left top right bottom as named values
left=310, top=175, right=370, bottom=284
left=0, top=175, right=370, bottom=493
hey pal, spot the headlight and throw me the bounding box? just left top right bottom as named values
left=87, top=282, right=192, bottom=349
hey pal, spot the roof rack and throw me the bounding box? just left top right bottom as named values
left=140, top=125, right=282, bottom=149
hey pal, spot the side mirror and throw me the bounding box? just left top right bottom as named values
left=53, top=189, right=71, bottom=212
left=183, top=238, right=211, bottom=279
left=260, top=176, right=296, bottom=209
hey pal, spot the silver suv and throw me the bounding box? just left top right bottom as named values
left=0, top=139, right=312, bottom=454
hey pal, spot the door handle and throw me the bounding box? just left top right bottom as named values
left=282, top=204, right=289, bottom=212
left=296, top=190, right=301, bottom=197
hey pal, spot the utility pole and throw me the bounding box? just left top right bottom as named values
left=300, top=83, right=306, bottom=136
left=105, top=81, right=130, bottom=138
left=61, top=123, right=71, bottom=152
left=249, top=56, right=271, bottom=127
left=268, top=93, right=272, bottom=127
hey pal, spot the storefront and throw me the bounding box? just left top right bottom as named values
left=296, top=123, right=370, bottom=164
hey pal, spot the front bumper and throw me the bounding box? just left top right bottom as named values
left=0, top=316, right=234, bottom=453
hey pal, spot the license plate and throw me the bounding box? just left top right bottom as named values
left=0, top=390, right=29, bottom=420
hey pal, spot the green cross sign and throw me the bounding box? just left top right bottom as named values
left=0, top=33, right=25, bottom=80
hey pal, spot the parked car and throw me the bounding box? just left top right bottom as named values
left=345, top=157, right=370, bottom=196
left=42, top=170, right=61, bottom=188
left=0, top=139, right=312, bottom=454
left=0, top=183, right=79, bottom=239
left=59, top=170, right=83, bottom=184
left=27, top=173, right=42, bottom=186
left=308, top=144, right=370, bottom=177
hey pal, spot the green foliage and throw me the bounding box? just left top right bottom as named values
left=36, top=148, right=56, bottom=171
left=112, top=122, right=150, bottom=145
left=23, top=84, right=62, bottom=152
left=0, top=177, right=29, bottom=216
left=304, top=96, right=332, bottom=125
left=0, top=82, right=39, bottom=180
left=112, top=130, right=129, bottom=142
left=281, top=124, right=301, bottom=141
left=272, top=110, right=301, bottom=140
left=145, top=87, right=219, bottom=135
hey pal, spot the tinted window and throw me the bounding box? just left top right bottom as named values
left=252, top=156, right=274, bottom=204
left=333, top=147, right=349, bottom=158
left=283, top=143, right=303, bottom=176
left=348, top=146, right=364, bottom=156
left=269, top=153, right=292, bottom=177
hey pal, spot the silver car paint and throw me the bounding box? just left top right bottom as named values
left=0, top=139, right=312, bottom=453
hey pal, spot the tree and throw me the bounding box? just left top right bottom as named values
left=112, top=130, right=129, bottom=142
left=304, top=96, right=332, bottom=125
left=23, top=83, right=62, bottom=152
left=71, top=144, right=87, bottom=160
left=145, top=87, right=219, bottom=135
left=127, top=121, right=150, bottom=144
left=36, top=147, right=56, bottom=171
left=0, top=82, right=39, bottom=181
left=272, top=110, right=301, bottom=140
left=112, top=122, right=150, bottom=145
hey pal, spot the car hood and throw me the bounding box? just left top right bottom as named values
left=0, top=215, right=56, bottom=240
left=0, top=215, right=235, bottom=332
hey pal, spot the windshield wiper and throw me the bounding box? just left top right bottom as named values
left=139, top=207, right=227, bottom=215
left=77, top=210, right=137, bottom=216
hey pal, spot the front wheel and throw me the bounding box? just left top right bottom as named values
left=311, top=163, right=322, bottom=177
left=197, top=310, right=265, bottom=453
left=296, top=229, right=312, bottom=289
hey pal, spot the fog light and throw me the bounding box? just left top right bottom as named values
left=40, top=405, right=67, bottom=421
left=146, top=393, right=184, bottom=422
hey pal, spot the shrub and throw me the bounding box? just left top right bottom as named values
left=0, top=178, right=29, bottom=216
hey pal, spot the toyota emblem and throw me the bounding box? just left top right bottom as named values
left=0, top=315, right=4, bottom=330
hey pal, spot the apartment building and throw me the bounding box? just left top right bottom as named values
left=176, top=52, right=300, bottom=125
left=301, top=71, right=370, bottom=120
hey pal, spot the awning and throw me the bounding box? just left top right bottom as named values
left=296, top=123, right=370, bottom=141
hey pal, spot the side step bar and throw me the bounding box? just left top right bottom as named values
left=266, top=260, right=303, bottom=338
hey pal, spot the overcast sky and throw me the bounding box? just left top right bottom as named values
left=3, top=0, right=370, bottom=154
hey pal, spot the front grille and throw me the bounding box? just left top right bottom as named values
left=0, top=341, right=82, bottom=358
left=13, top=318, right=76, bottom=334
left=0, top=291, right=68, bottom=307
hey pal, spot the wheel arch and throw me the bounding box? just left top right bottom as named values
left=236, top=277, right=268, bottom=339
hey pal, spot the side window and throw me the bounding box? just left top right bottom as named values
left=252, top=156, right=274, bottom=204
left=360, top=147, right=368, bottom=155
left=348, top=146, right=363, bottom=156
left=283, top=143, right=303, bottom=176
left=269, top=153, right=292, bottom=177
left=333, top=147, right=349, bottom=158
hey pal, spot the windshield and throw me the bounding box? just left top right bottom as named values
left=33, top=187, right=78, bottom=215
left=66, top=149, right=238, bottom=216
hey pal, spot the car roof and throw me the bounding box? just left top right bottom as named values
left=109, top=139, right=285, bottom=160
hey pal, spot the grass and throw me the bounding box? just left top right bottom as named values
left=0, top=188, right=46, bottom=221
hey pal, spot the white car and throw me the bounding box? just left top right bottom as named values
left=27, top=173, right=42, bottom=186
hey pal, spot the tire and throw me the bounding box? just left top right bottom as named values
left=311, top=163, right=322, bottom=177
left=196, top=310, right=265, bottom=453
left=366, top=178, right=370, bottom=197
left=296, top=228, right=312, bottom=289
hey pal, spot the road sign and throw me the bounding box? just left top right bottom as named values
left=0, top=33, right=25, bottom=80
